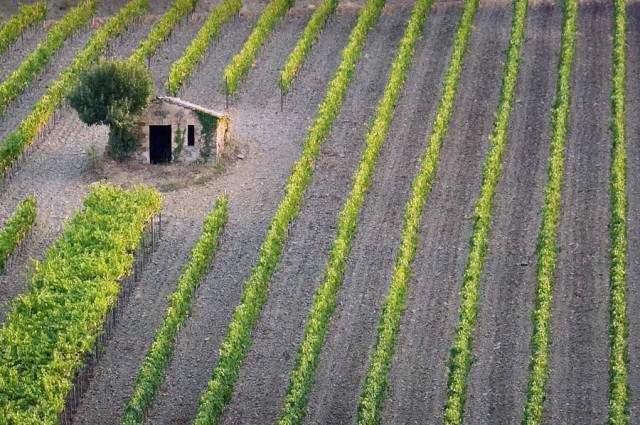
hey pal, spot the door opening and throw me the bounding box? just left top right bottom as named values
left=149, top=125, right=172, bottom=164
left=188, top=125, right=195, bottom=146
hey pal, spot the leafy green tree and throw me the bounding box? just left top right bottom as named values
left=67, top=59, right=153, bottom=160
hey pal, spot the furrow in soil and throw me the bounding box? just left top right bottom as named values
left=143, top=6, right=344, bottom=424
left=148, top=16, right=207, bottom=96
left=0, top=25, right=47, bottom=83
left=463, top=2, right=560, bottom=424
left=0, top=24, right=95, bottom=145
left=622, top=0, right=640, bottom=423
left=299, top=3, right=461, bottom=425
left=217, top=3, right=411, bottom=425
left=70, top=17, right=229, bottom=425
left=0, top=19, right=156, bottom=327
left=543, top=1, right=612, bottom=423
left=378, top=1, right=512, bottom=423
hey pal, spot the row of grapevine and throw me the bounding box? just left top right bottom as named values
left=223, top=0, right=294, bottom=95
left=0, top=195, right=36, bottom=272
left=608, top=0, right=629, bottom=422
left=192, top=0, right=386, bottom=423
left=0, top=0, right=97, bottom=116
left=121, top=195, right=228, bottom=425
left=166, top=0, right=242, bottom=96
left=0, top=2, right=46, bottom=57
left=130, top=0, right=198, bottom=65
left=520, top=0, right=577, bottom=422
left=0, top=0, right=151, bottom=182
left=0, top=184, right=162, bottom=424
left=278, top=0, right=338, bottom=95
left=441, top=0, right=528, bottom=422
left=353, top=0, right=481, bottom=421
left=277, top=0, right=435, bottom=423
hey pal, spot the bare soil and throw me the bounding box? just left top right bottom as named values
left=301, top=3, right=461, bottom=424
left=379, top=1, right=512, bottom=423
left=544, top=2, right=613, bottom=423
left=0, top=0, right=634, bottom=424
left=0, top=23, right=95, bottom=145
left=626, top=2, right=640, bottom=422
left=216, top=3, right=411, bottom=425
left=463, top=2, right=560, bottom=423
left=0, top=25, right=47, bottom=83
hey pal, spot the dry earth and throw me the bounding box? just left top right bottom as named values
left=219, top=2, right=411, bottom=424
left=0, top=0, right=638, bottom=424
left=463, top=2, right=559, bottom=423
left=626, top=2, right=640, bottom=423
left=380, top=1, right=511, bottom=423
left=544, top=2, right=612, bottom=424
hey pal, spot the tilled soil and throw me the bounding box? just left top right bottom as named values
left=0, top=23, right=95, bottom=145
left=144, top=4, right=346, bottom=424
left=0, top=113, right=107, bottom=323
left=148, top=15, right=207, bottom=96
left=217, top=3, right=410, bottom=424
left=0, top=25, right=47, bottom=83
left=379, top=1, right=512, bottom=423
left=543, top=1, right=612, bottom=423
left=626, top=2, right=640, bottom=422
left=462, top=2, right=560, bottom=423
left=301, top=3, right=460, bottom=424
left=71, top=17, right=209, bottom=425
left=0, top=1, right=634, bottom=424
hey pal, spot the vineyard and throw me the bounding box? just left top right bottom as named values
left=0, top=0, right=637, bottom=424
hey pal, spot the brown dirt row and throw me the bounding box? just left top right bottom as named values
left=70, top=15, right=216, bottom=424
left=543, top=2, right=613, bottom=423
left=0, top=116, right=105, bottom=324
left=104, top=14, right=163, bottom=62
left=143, top=3, right=338, bottom=423
left=148, top=15, right=207, bottom=95
left=0, top=23, right=95, bottom=145
left=301, top=3, right=461, bottom=424
left=0, top=25, right=47, bottom=83
left=626, top=1, right=640, bottom=422
left=217, top=2, right=412, bottom=424
left=379, top=1, right=512, bottom=423
left=462, top=2, right=560, bottom=423
left=0, top=6, right=161, bottom=326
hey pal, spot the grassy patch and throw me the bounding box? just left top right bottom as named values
left=608, top=0, right=629, bottom=422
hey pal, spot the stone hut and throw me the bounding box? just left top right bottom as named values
left=133, top=97, right=230, bottom=164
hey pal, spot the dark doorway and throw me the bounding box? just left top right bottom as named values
left=149, top=125, right=171, bottom=164
left=188, top=125, right=195, bottom=146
